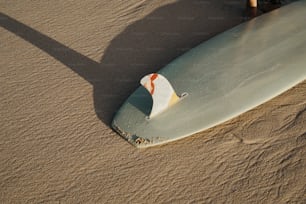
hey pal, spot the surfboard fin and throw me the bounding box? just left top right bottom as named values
left=140, top=73, right=180, bottom=118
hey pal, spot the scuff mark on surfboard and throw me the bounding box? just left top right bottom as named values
left=133, top=136, right=150, bottom=146
left=112, top=121, right=131, bottom=139
left=112, top=121, right=151, bottom=148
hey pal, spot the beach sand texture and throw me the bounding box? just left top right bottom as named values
left=1, top=0, right=305, bottom=203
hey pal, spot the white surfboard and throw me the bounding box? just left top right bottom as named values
left=112, top=0, right=306, bottom=148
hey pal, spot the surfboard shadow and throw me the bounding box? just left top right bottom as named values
left=0, top=0, right=250, bottom=126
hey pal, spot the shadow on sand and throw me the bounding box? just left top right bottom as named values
left=0, top=0, right=248, bottom=126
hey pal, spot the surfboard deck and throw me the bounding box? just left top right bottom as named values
left=112, top=0, right=306, bottom=148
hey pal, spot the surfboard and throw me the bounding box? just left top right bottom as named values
left=112, top=0, right=306, bottom=148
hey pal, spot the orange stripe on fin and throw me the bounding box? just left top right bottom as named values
left=150, top=73, right=158, bottom=95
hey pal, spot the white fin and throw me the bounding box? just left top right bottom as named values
left=140, top=73, right=180, bottom=118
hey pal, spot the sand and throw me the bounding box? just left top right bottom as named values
left=0, top=0, right=305, bottom=203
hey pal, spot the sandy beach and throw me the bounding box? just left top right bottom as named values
left=1, top=0, right=305, bottom=203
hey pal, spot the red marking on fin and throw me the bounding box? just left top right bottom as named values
left=150, top=73, right=158, bottom=95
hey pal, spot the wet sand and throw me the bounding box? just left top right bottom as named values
left=1, top=0, right=305, bottom=203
